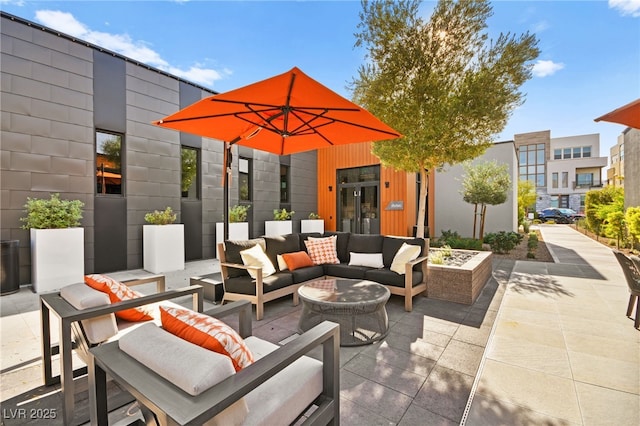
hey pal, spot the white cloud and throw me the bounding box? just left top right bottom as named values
left=532, top=60, right=564, bottom=77
left=33, top=10, right=226, bottom=87
left=609, top=0, right=640, bottom=17
left=532, top=20, right=549, bottom=33
left=0, top=0, right=26, bottom=6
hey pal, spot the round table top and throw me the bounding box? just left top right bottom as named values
left=298, top=278, right=390, bottom=306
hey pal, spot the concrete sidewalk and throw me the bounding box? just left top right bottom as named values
left=0, top=225, right=637, bottom=425
left=465, top=225, right=640, bottom=425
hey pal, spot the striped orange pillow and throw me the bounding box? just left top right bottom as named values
left=160, top=306, right=254, bottom=372
left=84, top=274, right=154, bottom=322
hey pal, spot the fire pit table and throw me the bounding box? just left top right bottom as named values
left=297, top=278, right=390, bottom=346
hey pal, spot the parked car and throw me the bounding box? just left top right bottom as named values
left=558, top=208, right=585, bottom=221
left=537, top=208, right=573, bottom=224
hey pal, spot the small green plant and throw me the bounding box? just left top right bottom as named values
left=522, top=220, right=530, bottom=233
left=527, top=231, right=538, bottom=258
left=429, top=250, right=445, bottom=265
left=21, top=193, right=84, bottom=229
left=484, top=231, right=523, bottom=254
left=439, top=229, right=461, bottom=246
left=273, top=208, right=295, bottom=221
left=229, top=205, right=250, bottom=223
left=308, top=212, right=322, bottom=219
left=441, top=244, right=453, bottom=257
left=144, top=207, right=177, bottom=225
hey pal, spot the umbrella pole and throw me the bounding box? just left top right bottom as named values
left=223, top=143, right=231, bottom=241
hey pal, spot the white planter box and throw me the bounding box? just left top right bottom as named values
left=264, top=220, right=293, bottom=237
left=31, top=228, right=84, bottom=293
left=301, top=219, right=324, bottom=233
left=143, top=224, right=185, bottom=274
left=216, top=222, right=249, bottom=258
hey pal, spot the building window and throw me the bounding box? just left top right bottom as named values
left=573, top=147, right=581, bottom=158
left=563, top=148, right=571, bottom=159
left=554, top=149, right=562, bottom=160
left=562, top=172, right=568, bottom=188
left=181, top=147, right=199, bottom=199
left=582, top=146, right=591, bottom=158
left=552, top=172, right=558, bottom=188
left=559, top=195, right=569, bottom=208
left=576, top=173, right=593, bottom=188
left=580, top=195, right=586, bottom=212
left=518, top=144, right=545, bottom=188
left=550, top=195, right=559, bottom=207
left=239, top=158, right=251, bottom=201
left=280, top=165, right=290, bottom=203
left=96, top=130, right=123, bottom=195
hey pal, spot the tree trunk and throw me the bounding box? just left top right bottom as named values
left=416, top=169, right=429, bottom=238
left=479, top=204, right=487, bottom=240
left=472, top=203, right=478, bottom=240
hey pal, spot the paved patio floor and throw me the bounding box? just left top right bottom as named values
left=0, top=225, right=638, bottom=425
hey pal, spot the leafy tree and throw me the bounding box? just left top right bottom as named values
left=352, top=0, right=539, bottom=237
left=460, top=160, right=511, bottom=239
left=585, top=186, right=624, bottom=236
left=597, top=189, right=625, bottom=247
left=625, top=206, right=640, bottom=248
left=518, top=179, right=537, bottom=226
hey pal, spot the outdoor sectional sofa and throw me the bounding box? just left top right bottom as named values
left=218, top=231, right=429, bottom=320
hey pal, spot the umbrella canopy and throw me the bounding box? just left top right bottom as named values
left=153, top=67, right=401, bottom=239
left=594, top=98, right=640, bottom=129
left=154, top=67, right=401, bottom=155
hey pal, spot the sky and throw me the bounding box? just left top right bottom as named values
left=1, top=0, right=639, bottom=162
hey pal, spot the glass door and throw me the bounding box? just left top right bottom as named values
left=339, top=183, right=379, bottom=234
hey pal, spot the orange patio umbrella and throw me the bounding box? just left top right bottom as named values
left=594, top=98, right=640, bottom=129
left=153, top=67, right=401, bottom=239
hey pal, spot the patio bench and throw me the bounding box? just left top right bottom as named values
left=88, top=300, right=340, bottom=425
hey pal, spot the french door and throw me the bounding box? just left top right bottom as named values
left=338, top=183, right=380, bottom=234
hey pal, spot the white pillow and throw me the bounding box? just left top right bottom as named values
left=276, top=254, right=288, bottom=271
left=240, top=244, right=276, bottom=279
left=391, top=243, right=422, bottom=274
left=349, top=252, right=384, bottom=268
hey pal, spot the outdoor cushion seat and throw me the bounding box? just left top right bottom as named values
left=290, top=265, right=325, bottom=283
left=323, top=263, right=370, bottom=279
left=224, top=272, right=294, bottom=296
left=366, top=268, right=424, bottom=288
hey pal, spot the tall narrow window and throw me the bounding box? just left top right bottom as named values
left=280, top=165, right=290, bottom=203
left=239, top=158, right=251, bottom=201
left=562, top=172, right=568, bottom=188
left=517, top=143, right=545, bottom=187
left=582, top=146, right=591, bottom=158
left=181, top=147, right=199, bottom=199
left=96, top=131, right=123, bottom=195
left=552, top=172, right=558, bottom=188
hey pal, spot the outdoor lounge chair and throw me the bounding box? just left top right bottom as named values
left=613, top=250, right=640, bottom=329
left=88, top=300, right=340, bottom=425
left=40, top=274, right=204, bottom=425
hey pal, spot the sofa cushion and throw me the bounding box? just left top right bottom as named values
left=347, top=234, right=384, bottom=255
left=349, top=252, right=384, bottom=268
left=60, top=283, right=118, bottom=344
left=323, top=263, right=369, bottom=279
left=224, top=238, right=266, bottom=278
left=290, top=265, right=325, bottom=284
left=305, top=236, right=340, bottom=265
left=84, top=274, right=154, bottom=322
left=243, top=336, right=323, bottom=426
left=297, top=232, right=323, bottom=251
left=382, top=236, right=425, bottom=268
left=240, top=244, right=276, bottom=279
left=391, top=243, right=422, bottom=274
left=224, top=273, right=294, bottom=295
left=322, top=231, right=350, bottom=262
left=282, top=251, right=314, bottom=271
left=264, top=234, right=300, bottom=272
left=365, top=268, right=424, bottom=288
left=160, top=306, right=254, bottom=372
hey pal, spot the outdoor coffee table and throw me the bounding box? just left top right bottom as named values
left=298, top=278, right=390, bottom=346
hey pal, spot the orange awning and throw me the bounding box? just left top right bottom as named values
left=594, top=98, right=640, bottom=129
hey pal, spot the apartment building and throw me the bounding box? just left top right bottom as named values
left=514, top=130, right=608, bottom=214
left=607, top=133, right=625, bottom=188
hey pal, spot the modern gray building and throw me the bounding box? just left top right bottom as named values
left=1, top=12, right=317, bottom=285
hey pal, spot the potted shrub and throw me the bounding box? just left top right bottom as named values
left=21, top=193, right=85, bottom=293
left=143, top=207, right=184, bottom=274
left=301, top=212, right=324, bottom=233
left=216, top=205, right=250, bottom=257
left=265, top=208, right=295, bottom=236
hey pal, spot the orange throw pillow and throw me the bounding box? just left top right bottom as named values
left=160, top=306, right=254, bottom=372
left=84, top=274, right=154, bottom=322
left=282, top=251, right=314, bottom=271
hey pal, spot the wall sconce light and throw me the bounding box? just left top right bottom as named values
left=384, top=181, right=390, bottom=188
left=328, top=186, right=333, bottom=192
